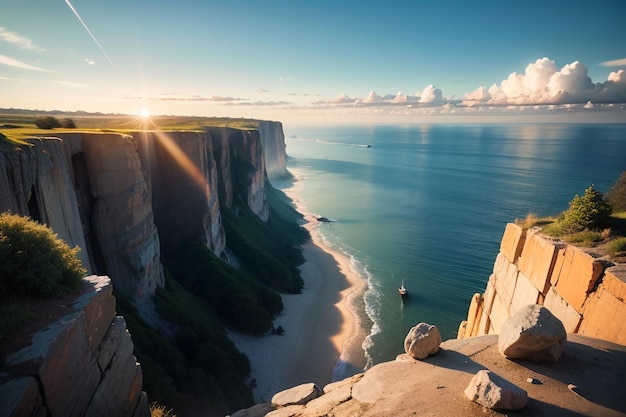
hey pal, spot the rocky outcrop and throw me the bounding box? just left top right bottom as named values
left=232, top=333, right=626, bottom=417
left=258, top=121, right=290, bottom=181
left=403, top=322, right=441, bottom=359
left=1, top=275, right=149, bottom=417
left=460, top=223, right=626, bottom=345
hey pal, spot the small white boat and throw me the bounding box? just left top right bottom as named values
left=398, top=279, right=407, bottom=297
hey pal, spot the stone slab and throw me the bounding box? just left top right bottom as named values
left=517, top=229, right=561, bottom=295
left=543, top=287, right=582, bottom=333
left=509, top=272, right=540, bottom=318
left=579, top=287, right=626, bottom=345
left=500, top=223, right=526, bottom=263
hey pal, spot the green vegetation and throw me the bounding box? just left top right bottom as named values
left=0, top=213, right=85, bottom=299
left=606, top=171, right=626, bottom=213
left=559, top=185, right=612, bottom=233
left=34, top=116, right=76, bottom=129
left=0, top=213, right=86, bottom=339
left=517, top=174, right=626, bottom=257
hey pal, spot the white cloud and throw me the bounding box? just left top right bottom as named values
left=84, top=58, right=95, bottom=65
left=0, top=53, right=48, bottom=71
left=599, top=58, right=626, bottom=67
left=465, top=57, right=626, bottom=105
left=584, top=101, right=594, bottom=109
left=391, top=91, right=407, bottom=103
left=0, top=27, right=45, bottom=52
left=418, top=85, right=443, bottom=103
left=330, top=94, right=356, bottom=104
left=363, top=90, right=382, bottom=103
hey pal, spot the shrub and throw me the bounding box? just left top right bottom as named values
left=559, top=185, right=612, bottom=233
left=607, top=237, right=626, bottom=255
left=606, top=171, right=626, bottom=213
left=0, top=212, right=85, bottom=299
left=35, top=116, right=61, bottom=129
left=566, top=230, right=604, bottom=246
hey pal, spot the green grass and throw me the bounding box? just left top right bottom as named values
left=607, top=237, right=626, bottom=255
left=0, top=111, right=260, bottom=141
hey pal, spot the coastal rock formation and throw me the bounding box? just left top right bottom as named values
left=403, top=322, right=442, bottom=359
left=464, top=370, right=528, bottom=410
left=258, top=121, right=290, bottom=181
left=498, top=304, right=566, bottom=361
left=0, top=136, right=92, bottom=272
left=1, top=276, right=149, bottom=417
left=206, top=126, right=269, bottom=221
left=460, top=223, right=626, bottom=345
left=133, top=131, right=226, bottom=256
left=232, top=334, right=626, bottom=416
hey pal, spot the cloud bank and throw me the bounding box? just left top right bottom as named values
left=313, top=57, right=626, bottom=111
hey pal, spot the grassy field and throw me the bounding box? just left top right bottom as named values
left=0, top=110, right=261, bottom=142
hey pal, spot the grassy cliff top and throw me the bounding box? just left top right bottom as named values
left=0, top=110, right=261, bottom=142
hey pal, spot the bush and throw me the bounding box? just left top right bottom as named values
left=0, top=212, right=85, bottom=299
left=559, top=185, right=612, bottom=233
left=606, top=171, right=626, bottom=213
left=35, top=116, right=61, bottom=129
left=607, top=237, right=626, bottom=255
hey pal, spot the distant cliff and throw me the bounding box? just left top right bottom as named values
left=460, top=223, right=626, bottom=345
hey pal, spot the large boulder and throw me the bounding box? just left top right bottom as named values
left=464, top=370, right=527, bottom=410
left=404, top=323, right=442, bottom=359
left=498, top=304, right=566, bottom=361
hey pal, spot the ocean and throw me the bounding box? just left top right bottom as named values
left=275, top=123, right=626, bottom=372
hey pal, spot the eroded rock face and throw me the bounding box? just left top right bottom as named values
left=271, top=383, right=322, bottom=407
left=82, top=134, right=164, bottom=299
left=464, top=370, right=528, bottom=410
left=0, top=137, right=92, bottom=272
left=498, top=304, right=566, bottom=361
left=133, top=131, right=226, bottom=256
left=258, top=121, right=290, bottom=181
left=207, top=127, right=269, bottom=221
left=404, top=323, right=442, bottom=359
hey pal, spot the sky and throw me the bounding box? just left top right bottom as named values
left=1, top=0, right=626, bottom=124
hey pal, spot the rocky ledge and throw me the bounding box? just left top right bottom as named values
left=232, top=331, right=626, bottom=417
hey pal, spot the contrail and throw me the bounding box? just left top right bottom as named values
left=64, top=0, right=137, bottom=100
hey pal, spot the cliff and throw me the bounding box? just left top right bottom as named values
left=0, top=124, right=288, bottom=300
left=459, top=223, right=626, bottom=345
left=258, top=121, right=290, bottom=181
left=1, top=275, right=149, bottom=417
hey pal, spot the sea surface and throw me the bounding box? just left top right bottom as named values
left=274, top=123, right=626, bottom=373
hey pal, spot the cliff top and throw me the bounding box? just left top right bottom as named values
left=0, top=110, right=265, bottom=142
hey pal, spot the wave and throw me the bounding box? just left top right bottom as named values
left=315, top=139, right=372, bottom=148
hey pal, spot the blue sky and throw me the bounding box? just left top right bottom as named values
left=1, top=0, right=625, bottom=123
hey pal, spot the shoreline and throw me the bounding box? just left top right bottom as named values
left=229, top=181, right=367, bottom=403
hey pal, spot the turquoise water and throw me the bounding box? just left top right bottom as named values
left=277, top=123, right=626, bottom=371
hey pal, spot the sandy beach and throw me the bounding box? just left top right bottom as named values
left=229, top=208, right=367, bottom=403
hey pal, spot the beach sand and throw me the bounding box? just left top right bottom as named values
left=229, top=210, right=367, bottom=403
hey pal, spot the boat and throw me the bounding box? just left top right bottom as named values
left=398, top=279, right=407, bottom=297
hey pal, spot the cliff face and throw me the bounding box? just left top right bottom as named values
left=205, top=126, right=269, bottom=221
left=0, top=125, right=287, bottom=300
left=0, top=137, right=92, bottom=272
left=258, top=121, right=290, bottom=181
left=2, top=276, right=149, bottom=417
left=460, top=223, right=626, bottom=345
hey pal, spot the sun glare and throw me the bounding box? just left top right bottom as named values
left=140, top=107, right=150, bottom=118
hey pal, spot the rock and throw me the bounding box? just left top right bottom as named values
left=498, top=304, right=566, bottom=361
left=464, top=370, right=528, bottom=410
left=404, top=323, right=442, bottom=359
left=271, top=383, right=322, bottom=407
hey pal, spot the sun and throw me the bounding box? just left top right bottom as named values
left=140, top=107, right=151, bottom=118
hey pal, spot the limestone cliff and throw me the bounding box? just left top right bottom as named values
left=1, top=276, right=150, bottom=417
left=206, top=126, right=269, bottom=221
left=258, top=121, right=290, bottom=181
left=460, top=223, right=626, bottom=345
left=0, top=137, right=92, bottom=272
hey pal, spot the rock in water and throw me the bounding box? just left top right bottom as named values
left=464, top=370, right=528, bottom=410
left=404, top=323, right=442, bottom=359
left=498, top=304, right=566, bottom=361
